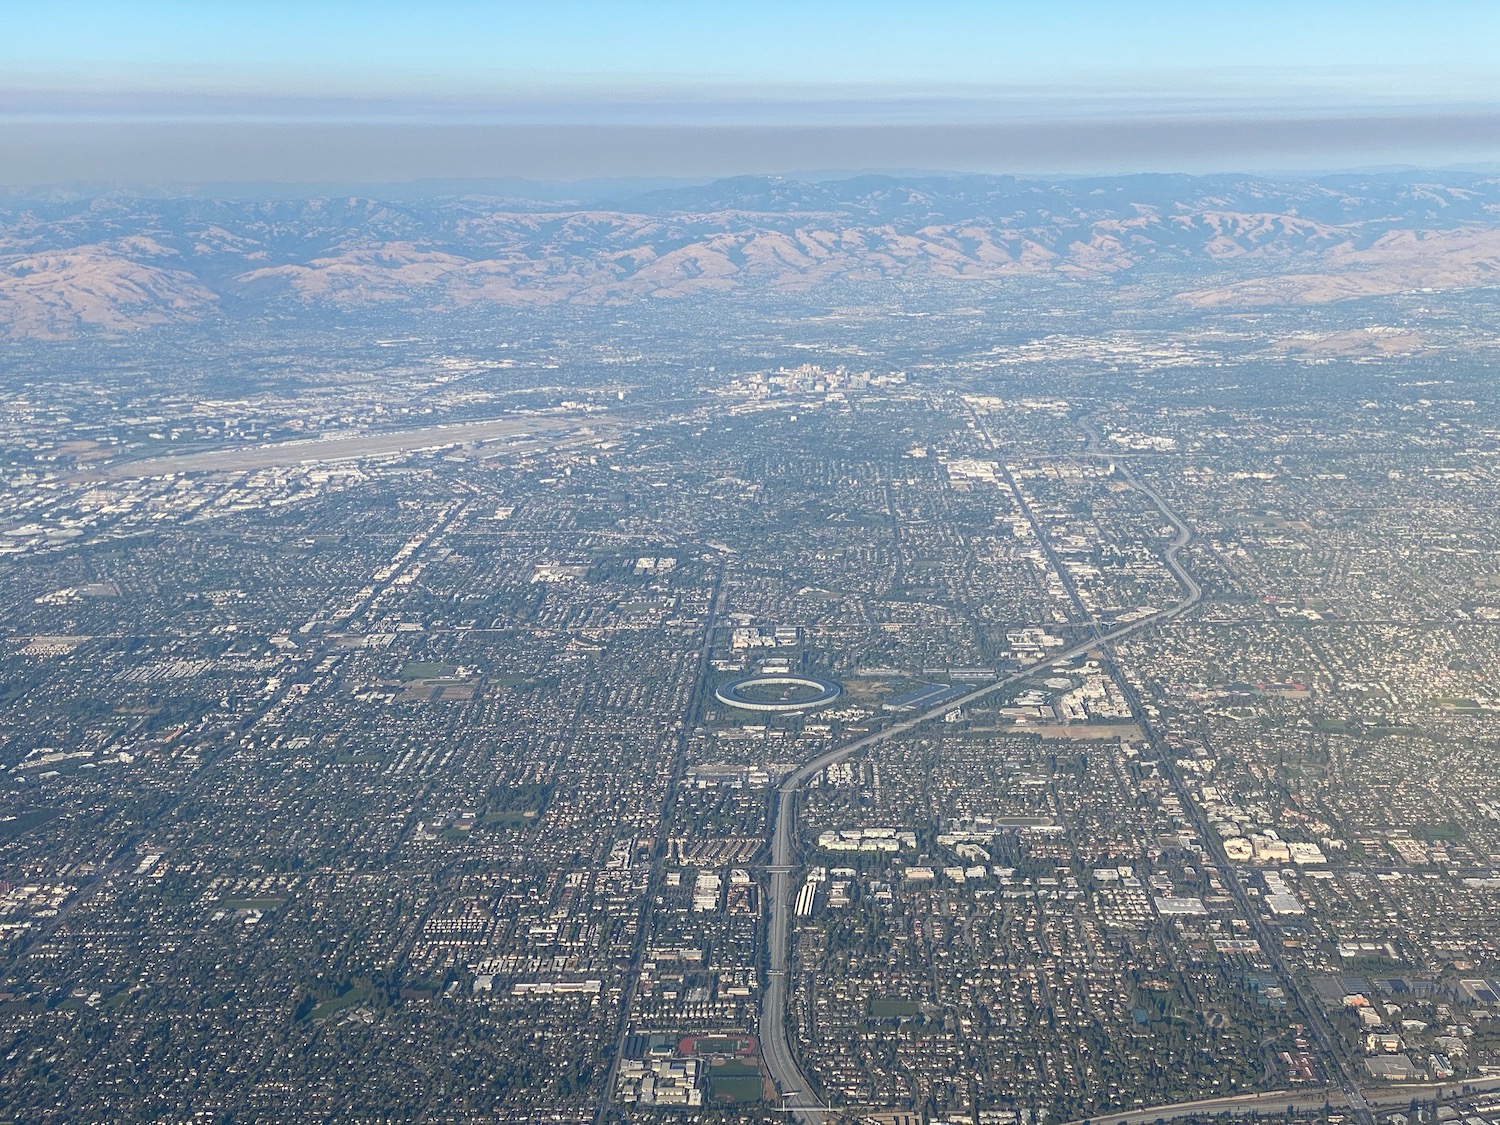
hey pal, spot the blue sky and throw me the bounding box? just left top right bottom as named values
left=3, top=1, right=1499, bottom=181
left=9, top=0, right=1500, bottom=106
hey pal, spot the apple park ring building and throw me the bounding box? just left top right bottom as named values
left=714, top=674, right=843, bottom=713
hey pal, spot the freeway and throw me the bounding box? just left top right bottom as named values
left=1055, top=1087, right=1343, bottom=1125
left=1054, top=1073, right=1500, bottom=1125
left=758, top=424, right=1203, bottom=1121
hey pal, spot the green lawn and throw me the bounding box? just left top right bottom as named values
left=694, top=1036, right=752, bottom=1056
left=401, top=662, right=453, bottom=680
left=0, top=808, right=57, bottom=841
left=307, top=985, right=372, bottom=1022
left=710, top=1059, right=759, bottom=1077
left=708, top=1075, right=762, bottom=1104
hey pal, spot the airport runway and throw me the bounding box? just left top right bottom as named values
left=90, top=413, right=599, bottom=479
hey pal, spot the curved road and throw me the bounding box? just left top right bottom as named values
left=759, top=431, right=1201, bottom=1120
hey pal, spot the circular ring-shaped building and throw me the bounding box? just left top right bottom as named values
left=715, top=674, right=842, bottom=713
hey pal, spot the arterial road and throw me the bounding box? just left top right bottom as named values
left=759, top=419, right=1201, bottom=1121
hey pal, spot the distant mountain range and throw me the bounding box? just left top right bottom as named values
left=4, top=172, right=1500, bottom=339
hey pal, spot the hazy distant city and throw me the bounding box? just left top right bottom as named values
left=5, top=168, right=1500, bottom=1125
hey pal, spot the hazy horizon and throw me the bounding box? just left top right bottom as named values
left=5, top=0, right=1499, bottom=183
